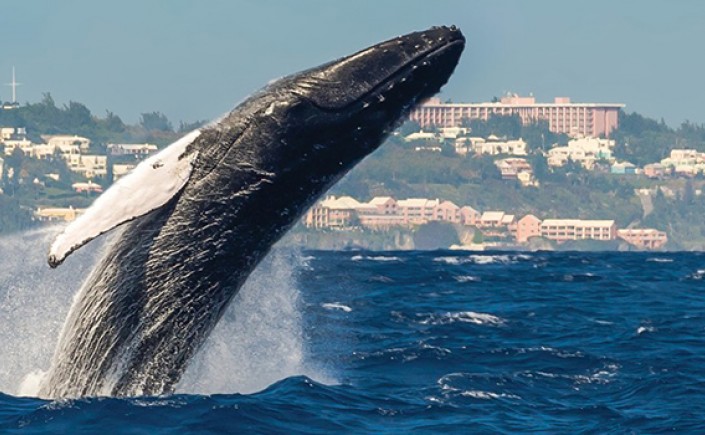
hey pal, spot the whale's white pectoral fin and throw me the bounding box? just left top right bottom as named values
left=48, top=130, right=202, bottom=268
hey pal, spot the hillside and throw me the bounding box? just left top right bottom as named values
left=2, top=98, right=705, bottom=249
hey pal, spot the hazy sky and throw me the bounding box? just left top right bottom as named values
left=1, top=1, right=703, bottom=127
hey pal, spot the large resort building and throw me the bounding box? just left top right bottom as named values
left=409, top=95, right=625, bottom=137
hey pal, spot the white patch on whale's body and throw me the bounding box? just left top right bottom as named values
left=48, top=129, right=202, bottom=267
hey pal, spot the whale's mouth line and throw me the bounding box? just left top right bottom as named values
left=308, top=38, right=465, bottom=113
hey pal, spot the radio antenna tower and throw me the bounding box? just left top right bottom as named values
left=6, top=66, right=21, bottom=103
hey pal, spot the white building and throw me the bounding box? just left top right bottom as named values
left=660, top=149, right=705, bottom=176
left=2, top=127, right=33, bottom=156
left=0, top=127, right=26, bottom=141
left=43, top=135, right=91, bottom=151
left=547, top=137, right=615, bottom=168
left=65, top=154, right=108, bottom=178
left=470, top=135, right=528, bottom=156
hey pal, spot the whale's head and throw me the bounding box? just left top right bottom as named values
left=291, top=25, right=465, bottom=115
left=245, top=25, right=465, bottom=188
left=47, top=26, right=464, bottom=269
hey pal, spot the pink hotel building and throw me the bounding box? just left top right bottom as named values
left=410, top=95, right=625, bottom=137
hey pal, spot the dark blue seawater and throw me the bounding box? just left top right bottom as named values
left=2, top=250, right=705, bottom=433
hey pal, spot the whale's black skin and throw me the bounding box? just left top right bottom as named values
left=40, top=26, right=464, bottom=398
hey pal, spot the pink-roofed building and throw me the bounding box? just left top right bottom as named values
left=516, top=214, right=542, bottom=243
left=502, top=214, right=517, bottom=234
left=478, top=211, right=506, bottom=228
left=459, top=206, right=481, bottom=226
left=434, top=200, right=460, bottom=223
left=368, top=196, right=398, bottom=215
left=617, top=229, right=668, bottom=250
left=397, top=198, right=440, bottom=224
left=643, top=163, right=671, bottom=179
left=540, top=219, right=617, bottom=242
left=305, top=195, right=365, bottom=229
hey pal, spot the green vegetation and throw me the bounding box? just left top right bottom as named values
left=332, top=137, right=644, bottom=227
left=0, top=97, right=203, bottom=234
left=0, top=94, right=185, bottom=148
left=613, top=111, right=705, bottom=166
left=413, top=221, right=460, bottom=249
left=328, top=112, right=705, bottom=249
left=4, top=95, right=705, bottom=249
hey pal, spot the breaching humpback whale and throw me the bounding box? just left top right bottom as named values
left=40, top=26, right=465, bottom=398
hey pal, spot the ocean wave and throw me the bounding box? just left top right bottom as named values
left=646, top=257, right=674, bottom=263
left=686, top=269, right=705, bottom=280
left=524, top=363, right=620, bottom=385
left=299, top=255, right=316, bottom=270
left=458, top=390, right=521, bottom=400
left=453, top=275, right=481, bottom=283
left=491, top=346, right=585, bottom=359
left=636, top=325, right=656, bottom=335
left=321, top=303, right=352, bottom=313
left=353, top=342, right=452, bottom=363
left=591, top=319, right=615, bottom=325
left=417, top=311, right=505, bottom=326
left=559, top=272, right=602, bottom=282
left=433, top=254, right=534, bottom=266
left=351, top=255, right=402, bottom=262
left=436, top=373, right=521, bottom=402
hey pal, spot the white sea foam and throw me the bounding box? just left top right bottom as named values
left=688, top=269, right=705, bottom=280
left=321, top=302, right=352, bottom=313
left=459, top=390, right=521, bottom=400
left=646, top=257, right=674, bottom=263
left=351, top=255, right=401, bottom=262
left=0, top=226, right=99, bottom=397
left=433, top=256, right=466, bottom=265
left=454, top=275, right=481, bottom=283
left=528, top=363, right=619, bottom=386
left=592, top=319, right=614, bottom=325
left=436, top=373, right=520, bottom=401
left=177, top=249, right=333, bottom=394
left=636, top=325, right=656, bottom=335
left=433, top=254, right=523, bottom=266
left=419, top=311, right=505, bottom=326
left=471, top=255, right=509, bottom=265
left=0, top=228, right=332, bottom=397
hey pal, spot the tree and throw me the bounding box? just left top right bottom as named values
left=140, top=111, right=173, bottom=132
left=103, top=111, right=126, bottom=133
left=682, top=179, right=695, bottom=205
left=178, top=119, right=207, bottom=133
left=529, top=153, right=549, bottom=181
left=398, top=120, right=422, bottom=137
left=476, top=155, right=501, bottom=180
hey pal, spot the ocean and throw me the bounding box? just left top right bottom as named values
left=1, top=228, right=705, bottom=433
